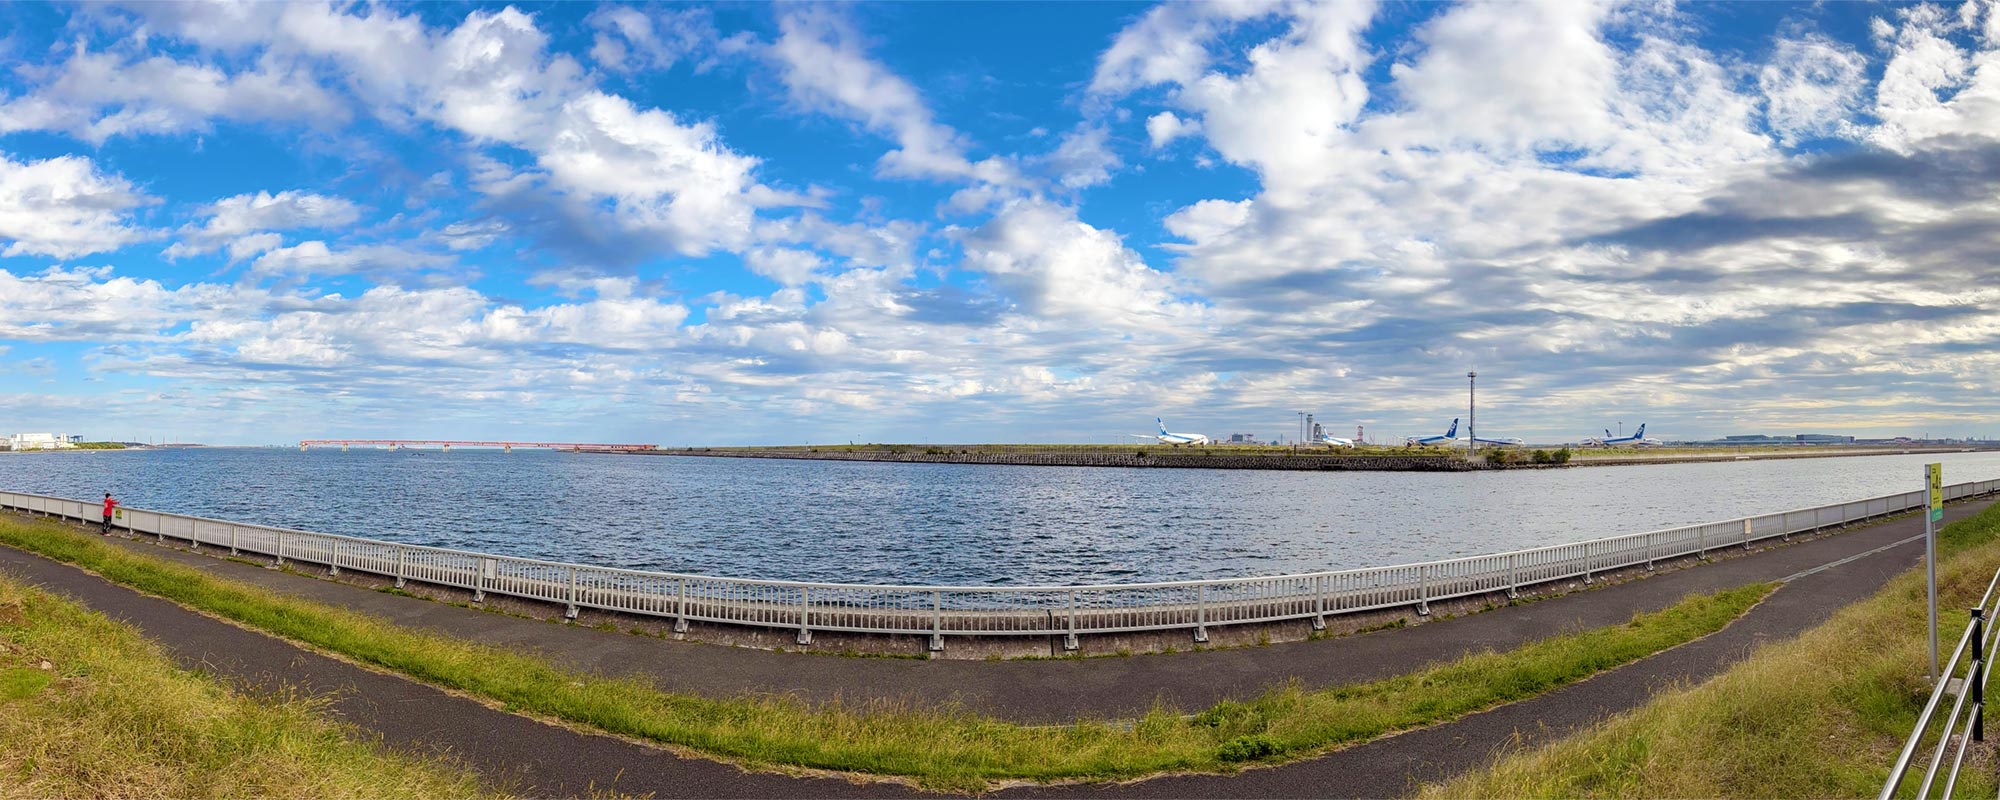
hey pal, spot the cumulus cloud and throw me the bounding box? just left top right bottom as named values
left=0, top=46, right=346, bottom=143
left=165, top=190, right=362, bottom=260
left=957, top=199, right=1200, bottom=326
left=0, top=153, right=154, bottom=258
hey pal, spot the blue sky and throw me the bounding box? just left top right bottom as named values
left=1, top=0, right=1997, bottom=445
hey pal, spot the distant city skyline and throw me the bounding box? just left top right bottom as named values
left=2, top=1, right=1996, bottom=446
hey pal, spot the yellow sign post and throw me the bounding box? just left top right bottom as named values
left=1930, top=463, right=1945, bottom=522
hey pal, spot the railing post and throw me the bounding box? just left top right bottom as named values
left=1311, top=575, right=1327, bottom=631
left=1506, top=553, right=1519, bottom=600
left=1975, top=608, right=1986, bottom=743
left=189, top=525, right=199, bottom=552
left=395, top=547, right=407, bottom=588
left=1064, top=590, right=1079, bottom=651
left=1417, top=565, right=1430, bottom=616
left=229, top=524, right=238, bottom=556
left=473, top=557, right=486, bottom=603
left=1645, top=531, right=1655, bottom=571
left=673, top=577, right=689, bottom=633
left=566, top=566, right=579, bottom=620
left=796, top=587, right=812, bottom=646
left=1698, top=524, right=1707, bottom=561
left=1194, top=584, right=1209, bottom=643
left=931, top=590, right=946, bottom=652
left=328, top=539, right=340, bottom=576
left=1743, top=518, right=1753, bottom=550
left=274, top=529, right=285, bottom=567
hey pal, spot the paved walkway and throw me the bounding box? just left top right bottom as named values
left=7, top=498, right=1979, bottom=724
left=0, top=498, right=1990, bottom=797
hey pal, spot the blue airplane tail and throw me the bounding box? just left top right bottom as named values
left=1635, top=423, right=1645, bottom=438
left=1157, top=417, right=1169, bottom=435
left=1444, top=418, right=1459, bottom=438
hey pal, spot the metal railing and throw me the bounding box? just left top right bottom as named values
left=1882, top=565, right=2000, bottom=799
left=4, top=479, right=1997, bottom=652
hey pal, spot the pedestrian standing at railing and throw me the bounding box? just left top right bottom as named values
left=100, top=492, right=117, bottom=535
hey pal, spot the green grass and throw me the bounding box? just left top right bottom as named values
left=0, top=513, right=1768, bottom=791
left=0, top=571, right=494, bottom=799
left=1422, top=501, right=2000, bottom=799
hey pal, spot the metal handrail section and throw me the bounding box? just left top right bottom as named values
left=4, top=478, right=1998, bottom=650
left=1881, top=567, right=2000, bottom=800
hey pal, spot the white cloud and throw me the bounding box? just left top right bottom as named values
left=0, top=46, right=346, bottom=143
left=1145, top=111, right=1200, bottom=148
left=1089, top=0, right=1283, bottom=96
left=957, top=199, right=1199, bottom=326
left=588, top=6, right=715, bottom=73
left=1041, top=124, right=1123, bottom=189
left=743, top=247, right=824, bottom=286
left=165, top=190, right=362, bottom=260
left=1760, top=31, right=1868, bottom=145
left=769, top=7, right=1013, bottom=186
left=0, top=153, right=154, bottom=258
left=249, top=241, right=452, bottom=279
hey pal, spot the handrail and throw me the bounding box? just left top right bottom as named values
left=4, top=478, right=1997, bottom=651
left=1882, top=563, right=2000, bottom=800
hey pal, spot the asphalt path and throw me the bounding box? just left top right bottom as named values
left=15, top=502, right=1987, bottom=725
left=0, top=497, right=1990, bottom=797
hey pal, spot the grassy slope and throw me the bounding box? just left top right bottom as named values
left=1423, top=501, right=2000, bottom=799
left=0, top=513, right=1768, bottom=791
left=0, top=573, right=492, bottom=799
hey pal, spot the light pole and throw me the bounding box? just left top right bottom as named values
left=1468, top=371, right=1478, bottom=456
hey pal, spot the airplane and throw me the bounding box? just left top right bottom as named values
left=1584, top=423, right=1660, bottom=447
left=1471, top=435, right=1525, bottom=447
left=1130, top=418, right=1212, bottom=446
left=1405, top=418, right=1461, bottom=446
left=1314, top=427, right=1355, bottom=448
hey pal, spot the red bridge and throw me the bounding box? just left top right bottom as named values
left=298, top=439, right=658, bottom=453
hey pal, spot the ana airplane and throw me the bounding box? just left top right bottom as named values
left=1406, top=418, right=1461, bottom=446
left=1584, top=423, right=1660, bottom=447
left=1131, top=418, right=1212, bottom=446
left=1471, top=435, right=1525, bottom=447
left=1316, top=431, right=1356, bottom=448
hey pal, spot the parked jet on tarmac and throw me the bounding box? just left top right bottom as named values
left=1471, top=435, right=1525, bottom=447
left=1406, top=419, right=1461, bottom=446
left=1316, top=430, right=1356, bottom=448
left=1132, top=418, right=1212, bottom=446
left=1584, top=423, right=1660, bottom=447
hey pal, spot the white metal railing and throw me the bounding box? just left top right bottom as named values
left=1881, top=565, right=2000, bottom=799
left=4, top=479, right=1997, bottom=651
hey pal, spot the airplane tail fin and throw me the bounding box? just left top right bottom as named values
left=1606, top=429, right=1613, bottom=439
left=1157, top=417, right=1169, bottom=435
left=1445, top=418, right=1459, bottom=438
left=1635, top=423, right=1645, bottom=437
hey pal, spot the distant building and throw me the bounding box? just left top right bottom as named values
left=7, top=433, right=73, bottom=450
left=1228, top=433, right=1258, bottom=444
left=1687, top=433, right=1857, bottom=446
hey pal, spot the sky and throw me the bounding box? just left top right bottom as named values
left=0, top=0, right=1996, bottom=446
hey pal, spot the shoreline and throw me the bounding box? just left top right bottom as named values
left=620, top=444, right=1994, bottom=472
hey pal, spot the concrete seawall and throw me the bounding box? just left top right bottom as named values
left=630, top=447, right=1481, bottom=471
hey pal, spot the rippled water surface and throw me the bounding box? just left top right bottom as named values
left=3, top=448, right=1996, bottom=585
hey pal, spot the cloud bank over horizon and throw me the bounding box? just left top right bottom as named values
left=0, top=0, right=1996, bottom=445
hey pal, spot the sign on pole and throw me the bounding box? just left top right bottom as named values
left=1927, top=462, right=1943, bottom=678
left=1930, top=463, right=1945, bottom=522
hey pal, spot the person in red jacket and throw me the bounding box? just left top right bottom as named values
left=100, top=492, right=117, bottom=535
